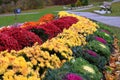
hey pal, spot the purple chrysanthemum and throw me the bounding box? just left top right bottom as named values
left=63, top=73, right=83, bottom=80
left=95, top=36, right=107, bottom=44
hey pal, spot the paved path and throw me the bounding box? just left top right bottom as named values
left=67, top=0, right=120, bottom=28
left=0, top=0, right=120, bottom=28
left=67, top=11, right=120, bottom=27
left=0, top=12, right=39, bottom=17
left=67, top=0, right=120, bottom=12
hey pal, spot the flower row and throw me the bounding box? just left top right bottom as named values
left=0, top=14, right=78, bottom=52
left=0, top=11, right=114, bottom=80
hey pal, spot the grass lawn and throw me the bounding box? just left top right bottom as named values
left=0, top=4, right=120, bottom=47
left=0, top=6, right=64, bottom=27
left=78, top=2, right=120, bottom=16
left=104, top=2, right=120, bottom=16
left=109, top=26, right=120, bottom=46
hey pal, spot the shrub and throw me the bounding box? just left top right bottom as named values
left=0, top=27, right=42, bottom=49
left=0, top=33, right=21, bottom=51
left=75, top=0, right=82, bottom=7
left=81, top=0, right=88, bottom=6
left=0, top=1, right=15, bottom=13
left=16, top=0, right=45, bottom=10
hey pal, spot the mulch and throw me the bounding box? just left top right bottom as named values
left=104, top=36, right=120, bottom=80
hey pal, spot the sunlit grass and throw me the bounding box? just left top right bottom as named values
left=0, top=6, right=64, bottom=27
left=104, top=2, right=120, bottom=16
left=77, top=1, right=120, bottom=16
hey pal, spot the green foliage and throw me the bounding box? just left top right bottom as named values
left=87, top=40, right=111, bottom=60
left=71, top=3, right=76, bottom=7
left=0, top=0, right=2, bottom=5
left=95, top=30, right=114, bottom=44
left=30, top=28, right=49, bottom=42
left=71, top=46, right=83, bottom=58
left=44, top=68, right=88, bottom=80
left=71, top=46, right=107, bottom=70
left=44, top=57, right=103, bottom=80
left=86, top=34, right=114, bottom=52
left=17, top=0, right=45, bottom=10
left=44, top=0, right=53, bottom=6
left=82, top=1, right=120, bottom=16
left=97, top=22, right=113, bottom=34
left=69, top=58, right=103, bottom=80
left=104, top=2, right=120, bottom=16
left=86, top=34, right=95, bottom=42
left=81, top=0, right=88, bottom=6
left=0, top=0, right=53, bottom=13
left=75, top=0, right=82, bottom=7
left=108, top=26, right=120, bottom=47
left=0, top=6, right=63, bottom=27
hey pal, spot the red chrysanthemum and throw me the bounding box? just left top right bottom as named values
left=0, top=33, right=21, bottom=51
left=1, top=27, right=42, bottom=49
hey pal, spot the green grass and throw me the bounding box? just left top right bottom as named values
left=89, top=0, right=112, bottom=6
left=109, top=26, right=120, bottom=46
left=80, top=6, right=99, bottom=12
left=89, top=0, right=103, bottom=6
left=104, top=2, right=120, bottom=16
left=0, top=6, right=64, bottom=27
left=78, top=1, right=120, bottom=16
left=0, top=4, right=120, bottom=47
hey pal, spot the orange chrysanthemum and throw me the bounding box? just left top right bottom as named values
left=39, top=14, right=54, bottom=23
left=21, top=21, right=44, bottom=28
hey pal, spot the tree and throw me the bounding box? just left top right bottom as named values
left=81, top=0, right=88, bottom=6
left=75, top=0, right=82, bottom=7
left=52, top=0, right=77, bottom=5
left=12, top=0, right=18, bottom=3
left=0, top=0, right=2, bottom=5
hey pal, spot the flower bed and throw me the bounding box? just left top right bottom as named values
left=0, top=11, right=118, bottom=80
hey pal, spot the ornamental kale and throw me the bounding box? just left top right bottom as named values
left=71, top=46, right=107, bottom=70
left=44, top=57, right=103, bottom=80
left=86, top=40, right=111, bottom=60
